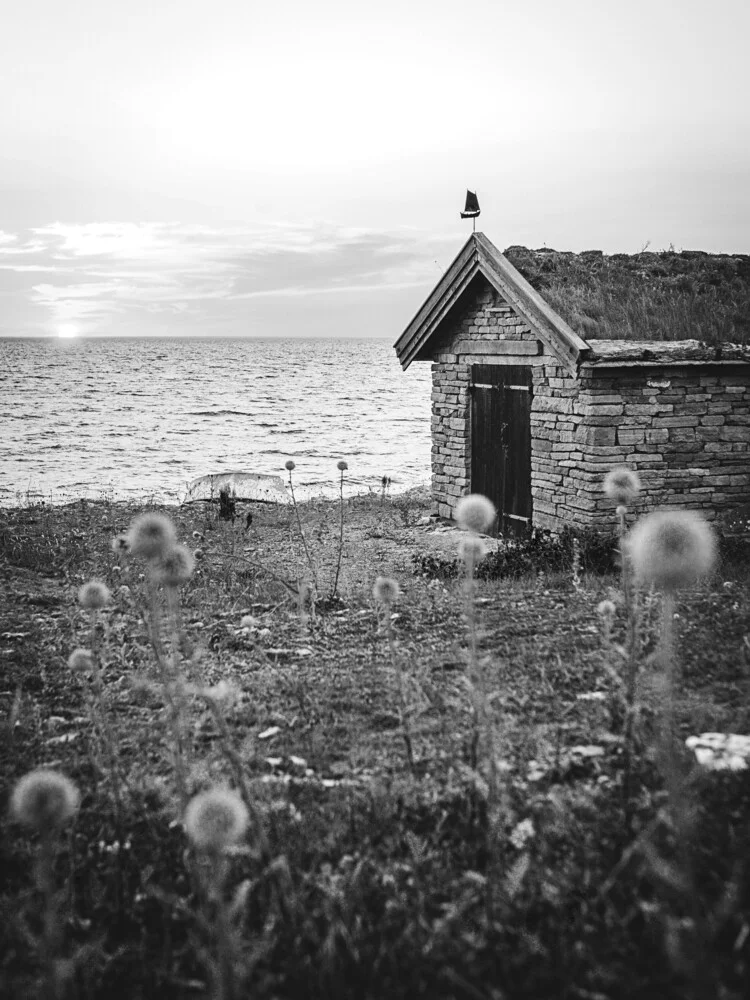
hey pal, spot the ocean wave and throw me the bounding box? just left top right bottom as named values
left=187, top=410, right=257, bottom=417
left=1, top=338, right=431, bottom=505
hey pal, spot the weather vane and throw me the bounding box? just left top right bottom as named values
left=460, top=190, right=480, bottom=232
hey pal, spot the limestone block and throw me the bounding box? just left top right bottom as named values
left=696, top=427, right=721, bottom=441
left=617, top=428, right=645, bottom=445
left=577, top=404, right=624, bottom=417
left=669, top=428, right=697, bottom=442
left=700, top=442, right=733, bottom=453
left=533, top=396, right=574, bottom=415
left=575, top=425, right=617, bottom=447
left=653, top=416, right=699, bottom=428
left=720, top=427, right=749, bottom=442
left=623, top=404, right=664, bottom=416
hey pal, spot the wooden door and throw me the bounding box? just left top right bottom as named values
left=470, top=365, right=532, bottom=538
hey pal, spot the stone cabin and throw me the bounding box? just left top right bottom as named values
left=394, top=233, right=750, bottom=536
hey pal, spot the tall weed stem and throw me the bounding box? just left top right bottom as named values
left=286, top=465, right=318, bottom=592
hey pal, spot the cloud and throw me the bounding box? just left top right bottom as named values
left=1, top=221, right=458, bottom=336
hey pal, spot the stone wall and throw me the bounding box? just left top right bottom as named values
left=427, top=275, right=750, bottom=531
left=430, top=278, right=546, bottom=519
left=538, top=365, right=750, bottom=531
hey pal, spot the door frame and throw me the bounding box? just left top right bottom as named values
left=469, top=364, right=533, bottom=537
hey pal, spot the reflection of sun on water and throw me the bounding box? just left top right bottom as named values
left=57, top=323, right=79, bottom=339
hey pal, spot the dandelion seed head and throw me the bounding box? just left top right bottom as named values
left=184, top=788, right=249, bottom=852
left=151, top=545, right=195, bottom=587
left=285, top=460, right=295, bottom=471
left=597, top=599, right=616, bottom=619
left=458, top=536, right=488, bottom=564
left=78, top=580, right=111, bottom=610
left=455, top=494, right=496, bottom=534
left=373, top=576, right=401, bottom=605
left=11, top=769, right=80, bottom=831
left=603, top=467, right=641, bottom=505
left=627, top=510, right=717, bottom=593
left=616, top=505, right=627, bottom=519
left=201, top=680, right=239, bottom=708
left=111, top=534, right=130, bottom=556
left=67, top=647, right=95, bottom=672
left=127, top=512, right=177, bottom=561
left=337, top=460, right=348, bottom=471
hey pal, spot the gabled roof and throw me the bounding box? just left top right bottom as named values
left=394, top=233, right=590, bottom=374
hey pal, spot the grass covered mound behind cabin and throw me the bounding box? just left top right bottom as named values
left=504, top=245, right=750, bottom=345
left=2, top=488, right=750, bottom=999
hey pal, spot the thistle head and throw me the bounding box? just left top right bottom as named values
left=67, top=647, right=95, bottom=672
left=10, top=769, right=80, bottom=832
left=151, top=544, right=195, bottom=588
left=337, top=460, right=348, bottom=472
left=78, top=580, right=111, bottom=610
left=285, top=460, right=295, bottom=472
left=455, top=494, right=496, bottom=534
left=373, top=576, right=400, bottom=606
left=626, top=510, right=717, bottom=593
left=603, top=467, right=641, bottom=506
left=184, top=788, right=249, bottom=852
left=127, top=512, right=177, bottom=562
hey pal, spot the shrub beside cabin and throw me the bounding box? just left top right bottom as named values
left=394, top=233, right=750, bottom=536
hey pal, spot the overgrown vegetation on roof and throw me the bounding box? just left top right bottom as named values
left=504, top=245, right=750, bottom=346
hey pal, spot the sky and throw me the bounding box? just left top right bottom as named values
left=1, top=0, right=749, bottom=339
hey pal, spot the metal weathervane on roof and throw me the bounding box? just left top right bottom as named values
left=461, top=190, right=480, bottom=232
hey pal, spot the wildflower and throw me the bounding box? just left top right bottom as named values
left=194, top=548, right=204, bottom=561
left=373, top=576, right=400, bottom=605
left=127, top=512, right=177, bottom=561
left=192, top=531, right=203, bottom=541
left=458, top=536, right=488, bottom=564
left=184, top=788, right=249, bottom=852
left=337, top=460, right=348, bottom=471
left=78, top=580, right=111, bottom=610
left=10, top=769, right=80, bottom=831
left=285, top=460, right=295, bottom=471
left=455, top=494, right=496, bottom=534
left=151, top=544, right=195, bottom=587
left=240, top=614, right=260, bottom=628
left=603, top=467, right=641, bottom=506
left=597, top=599, right=616, bottom=619
left=111, top=534, right=130, bottom=556
left=67, top=647, right=95, bottom=672
left=627, top=510, right=717, bottom=593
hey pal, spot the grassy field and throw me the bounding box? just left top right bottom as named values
left=1, top=487, right=750, bottom=1000
left=504, top=245, right=750, bottom=345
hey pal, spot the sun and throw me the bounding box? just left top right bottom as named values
left=57, top=323, right=80, bottom=339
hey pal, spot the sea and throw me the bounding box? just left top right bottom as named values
left=0, top=337, right=432, bottom=507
